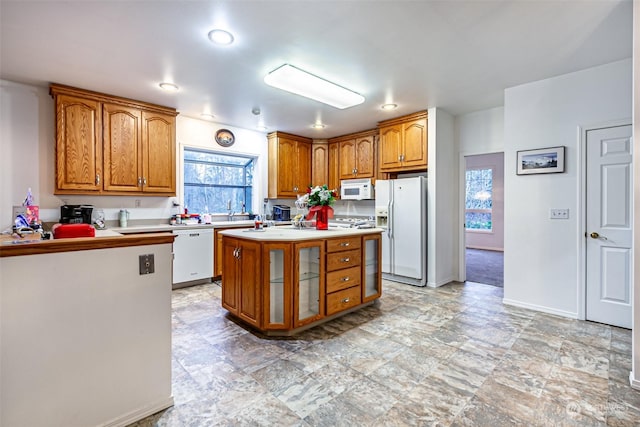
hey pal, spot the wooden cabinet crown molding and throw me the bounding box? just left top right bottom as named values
left=377, top=110, right=427, bottom=128
left=327, top=128, right=378, bottom=144
left=50, top=83, right=179, bottom=117
left=266, top=131, right=312, bottom=144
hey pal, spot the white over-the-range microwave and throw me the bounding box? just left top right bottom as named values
left=340, top=178, right=374, bottom=200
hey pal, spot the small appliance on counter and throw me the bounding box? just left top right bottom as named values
left=272, top=205, right=291, bottom=221
left=52, top=223, right=96, bottom=239
left=60, top=204, right=93, bottom=224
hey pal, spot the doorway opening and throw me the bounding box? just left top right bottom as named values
left=464, top=152, right=504, bottom=287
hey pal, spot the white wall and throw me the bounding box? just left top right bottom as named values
left=427, top=107, right=457, bottom=287
left=0, top=80, right=269, bottom=229
left=503, top=58, right=632, bottom=317
left=457, top=106, right=504, bottom=154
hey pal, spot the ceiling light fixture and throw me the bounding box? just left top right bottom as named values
left=208, top=29, right=234, bottom=45
left=264, top=64, right=365, bottom=109
left=311, top=123, right=326, bottom=129
left=381, top=103, right=398, bottom=110
left=159, top=82, right=179, bottom=92
left=200, top=113, right=216, bottom=120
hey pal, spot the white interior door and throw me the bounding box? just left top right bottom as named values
left=586, top=124, right=632, bottom=329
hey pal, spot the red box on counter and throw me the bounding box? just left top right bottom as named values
left=52, top=223, right=96, bottom=239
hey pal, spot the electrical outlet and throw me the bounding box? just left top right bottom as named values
left=135, top=199, right=141, bottom=208
left=139, top=254, right=155, bottom=275
left=550, top=209, right=569, bottom=219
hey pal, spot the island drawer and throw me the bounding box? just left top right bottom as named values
left=326, top=249, right=361, bottom=271
left=326, top=266, right=361, bottom=293
left=326, top=237, right=361, bottom=253
left=326, top=285, right=361, bottom=315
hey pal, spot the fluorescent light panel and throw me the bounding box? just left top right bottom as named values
left=264, top=64, right=364, bottom=109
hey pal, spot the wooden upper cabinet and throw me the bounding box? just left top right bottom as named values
left=50, top=83, right=177, bottom=196
left=379, top=124, right=403, bottom=170
left=268, top=132, right=312, bottom=198
left=142, top=111, right=176, bottom=194
left=331, top=129, right=377, bottom=180
left=328, top=142, right=340, bottom=194
left=102, top=103, right=141, bottom=192
left=54, top=94, right=102, bottom=192
left=378, top=111, right=428, bottom=173
left=311, top=142, right=329, bottom=187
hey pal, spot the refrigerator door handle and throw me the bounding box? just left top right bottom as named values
left=388, top=200, right=393, bottom=239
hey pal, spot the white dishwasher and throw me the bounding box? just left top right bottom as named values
left=172, top=228, right=213, bottom=286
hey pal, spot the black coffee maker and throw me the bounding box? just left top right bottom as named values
left=60, top=205, right=93, bottom=224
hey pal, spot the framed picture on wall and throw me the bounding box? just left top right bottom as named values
left=516, top=146, right=565, bottom=175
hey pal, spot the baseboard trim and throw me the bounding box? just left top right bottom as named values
left=465, top=245, right=504, bottom=252
left=630, top=372, right=640, bottom=390
left=502, top=298, right=578, bottom=319
left=427, top=276, right=456, bottom=288
left=103, top=396, right=174, bottom=427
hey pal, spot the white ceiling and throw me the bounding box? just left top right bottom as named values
left=0, top=0, right=633, bottom=138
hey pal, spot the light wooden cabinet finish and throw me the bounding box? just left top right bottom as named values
left=328, top=142, right=341, bottom=194
left=214, top=225, right=253, bottom=277
left=311, top=142, right=328, bottom=187
left=54, top=94, right=103, bottom=192
left=268, top=132, right=312, bottom=198
left=329, top=129, right=377, bottom=180
left=378, top=111, right=427, bottom=172
left=221, top=237, right=262, bottom=328
left=51, top=84, right=177, bottom=196
left=103, top=103, right=141, bottom=192
left=220, top=232, right=382, bottom=335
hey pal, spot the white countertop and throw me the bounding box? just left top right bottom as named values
left=110, top=220, right=261, bottom=234
left=220, top=225, right=383, bottom=241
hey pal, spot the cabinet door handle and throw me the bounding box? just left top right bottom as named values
left=236, top=247, right=241, bottom=258
left=341, top=298, right=350, bottom=303
left=341, top=277, right=350, bottom=282
left=96, top=174, right=100, bottom=185
left=143, top=177, right=147, bottom=186
left=341, top=257, right=350, bottom=262
left=340, top=242, right=350, bottom=247
left=138, top=177, right=142, bottom=185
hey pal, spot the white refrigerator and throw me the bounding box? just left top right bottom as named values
left=375, top=176, right=427, bottom=286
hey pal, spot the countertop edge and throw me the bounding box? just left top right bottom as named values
left=220, top=227, right=383, bottom=241
left=0, top=233, right=175, bottom=257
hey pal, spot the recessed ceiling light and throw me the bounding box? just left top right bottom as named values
left=264, top=64, right=365, bottom=109
left=381, top=103, right=398, bottom=110
left=208, top=29, right=234, bottom=45
left=257, top=125, right=268, bottom=131
left=159, top=82, right=179, bottom=92
left=311, top=123, right=326, bottom=129
left=200, top=113, right=216, bottom=120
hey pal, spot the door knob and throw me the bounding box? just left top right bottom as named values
left=590, top=232, right=599, bottom=239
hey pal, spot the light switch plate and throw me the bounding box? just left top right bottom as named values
left=139, top=254, right=155, bottom=275
left=550, top=208, right=569, bottom=219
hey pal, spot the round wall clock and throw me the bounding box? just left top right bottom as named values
left=215, top=129, right=235, bottom=147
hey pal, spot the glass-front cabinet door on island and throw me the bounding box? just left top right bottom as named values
left=263, top=243, right=292, bottom=330
left=362, top=234, right=382, bottom=302
left=294, top=241, right=325, bottom=327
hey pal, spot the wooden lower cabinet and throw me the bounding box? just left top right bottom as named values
left=214, top=226, right=252, bottom=277
left=221, top=237, right=262, bottom=328
left=221, top=232, right=382, bottom=335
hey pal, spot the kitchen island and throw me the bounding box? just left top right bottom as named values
left=0, top=232, right=175, bottom=427
left=220, top=226, right=382, bottom=335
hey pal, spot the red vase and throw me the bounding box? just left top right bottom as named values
left=315, top=206, right=329, bottom=230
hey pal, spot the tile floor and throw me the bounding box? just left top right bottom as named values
left=130, top=280, right=638, bottom=426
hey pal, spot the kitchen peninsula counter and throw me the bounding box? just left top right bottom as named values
left=220, top=226, right=382, bottom=335
left=1, top=230, right=175, bottom=426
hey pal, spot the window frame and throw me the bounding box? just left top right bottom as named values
left=182, top=146, right=256, bottom=215
left=464, top=167, right=494, bottom=233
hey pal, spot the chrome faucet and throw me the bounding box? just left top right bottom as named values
left=228, top=210, right=235, bottom=221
